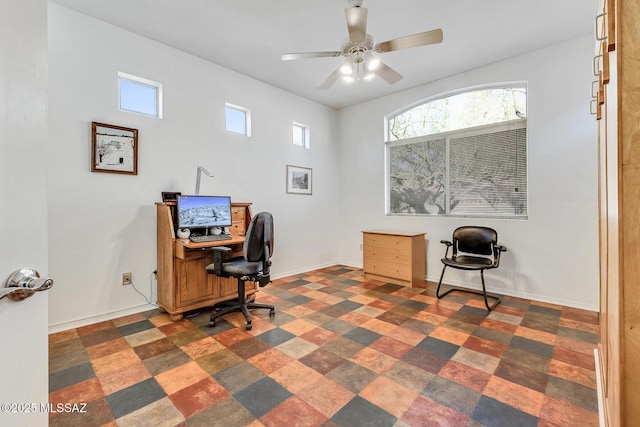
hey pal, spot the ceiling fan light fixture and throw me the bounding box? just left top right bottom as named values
left=342, top=75, right=355, bottom=83
left=366, top=55, right=380, bottom=71
left=340, top=63, right=353, bottom=75
left=363, top=72, right=375, bottom=80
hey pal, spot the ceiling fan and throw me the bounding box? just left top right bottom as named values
left=282, top=0, right=443, bottom=90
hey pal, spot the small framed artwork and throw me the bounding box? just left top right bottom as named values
left=91, top=122, right=138, bottom=175
left=286, top=165, right=312, bottom=195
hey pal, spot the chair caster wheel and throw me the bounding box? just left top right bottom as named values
left=245, top=323, right=252, bottom=331
left=269, top=309, right=275, bottom=317
left=208, top=320, right=216, bottom=327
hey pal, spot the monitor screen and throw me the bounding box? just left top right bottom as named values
left=176, top=195, right=232, bottom=229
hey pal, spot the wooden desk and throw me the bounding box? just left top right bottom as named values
left=156, top=202, right=255, bottom=321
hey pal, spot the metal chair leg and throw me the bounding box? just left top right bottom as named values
left=436, top=265, right=448, bottom=298
left=436, top=265, right=501, bottom=312
left=479, top=270, right=501, bottom=311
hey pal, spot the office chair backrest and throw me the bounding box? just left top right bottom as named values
left=244, top=212, right=274, bottom=263
left=452, top=226, right=497, bottom=257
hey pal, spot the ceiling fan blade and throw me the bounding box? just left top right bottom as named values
left=345, top=7, right=367, bottom=44
left=282, top=51, right=342, bottom=61
left=373, top=61, right=403, bottom=85
left=319, top=66, right=343, bottom=90
left=375, top=29, right=443, bottom=53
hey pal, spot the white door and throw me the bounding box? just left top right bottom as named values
left=0, top=0, right=49, bottom=426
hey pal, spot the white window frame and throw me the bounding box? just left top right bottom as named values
left=292, top=122, right=310, bottom=149
left=225, top=103, right=252, bottom=137
left=384, top=85, right=528, bottom=219
left=118, top=72, right=163, bottom=118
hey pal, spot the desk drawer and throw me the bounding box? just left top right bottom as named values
left=231, top=207, right=246, bottom=235
left=364, top=233, right=412, bottom=251
left=364, top=246, right=411, bottom=265
left=363, top=259, right=412, bottom=281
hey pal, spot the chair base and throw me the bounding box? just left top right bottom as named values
left=436, top=266, right=501, bottom=312
left=209, top=278, right=275, bottom=330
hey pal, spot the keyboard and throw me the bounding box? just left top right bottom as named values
left=189, top=234, right=232, bottom=243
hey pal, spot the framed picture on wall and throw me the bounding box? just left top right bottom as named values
left=286, top=165, right=312, bottom=195
left=91, top=122, right=138, bottom=175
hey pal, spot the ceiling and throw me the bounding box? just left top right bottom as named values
left=51, top=0, right=596, bottom=110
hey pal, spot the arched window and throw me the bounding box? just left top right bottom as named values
left=386, top=86, right=527, bottom=217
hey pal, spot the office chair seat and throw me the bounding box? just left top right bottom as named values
left=221, top=259, right=263, bottom=276
left=441, top=255, right=494, bottom=270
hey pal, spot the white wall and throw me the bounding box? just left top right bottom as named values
left=48, top=3, right=341, bottom=330
left=338, top=35, right=599, bottom=310
left=0, top=0, right=49, bottom=425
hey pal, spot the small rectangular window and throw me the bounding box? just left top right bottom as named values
left=225, top=103, right=252, bottom=136
left=118, top=72, right=162, bottom=118
left=292, top=122, right=310, bottom=148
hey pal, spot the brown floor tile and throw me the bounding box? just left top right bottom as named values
left=349, top=347, right=397, bottom=374
left=401, top=394, right=469, bottom=426
left=98, top=361, right=152, bottom=395
left=195, top=348, right=243, bottom=375
left=49, top=377, right=105, bottom=405
left=155, top=360, right=211, bottom=395
left=552, top=346, right=596, bottom=371
left=539, top=395, right=599, bottom=427
left=463, top=335, right=508, bottom=359
left=91, top=348, right=141, bottom=376
left=369, top=336, right=413, bottom=359
left=359, top=376, right=418, bottom=417
left=430, top=325, right=470, bottom=346
left=260, top=396, right=328, bottom=427
left=438, top=360, right=492, bottom=393
left=86, top=337, right=131, bottom=360
left=548, top=359, right=596, bottom=389
left=296, top=376, right=355, bottom=418
left=299, top=327, right=339, bottom=346
left=483, top=376, right=545, bottom=417
left=269, top=360, right=325, bottom=394
left=169, top=377, right=230, bottom=418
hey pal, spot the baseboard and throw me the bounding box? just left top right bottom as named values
left=272, top=261, right=342, bottom=280
left=428, top=275, right=599, bottom=312
left=48, top=303, right=154, bottom=334
left=594, top=348, right=605, bottom=427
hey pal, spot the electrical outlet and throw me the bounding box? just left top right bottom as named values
left=122, top=272, right=132, bottom=285
left=360, top=244, right=363, bottom=250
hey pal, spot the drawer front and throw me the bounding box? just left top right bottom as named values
left=364, top=246, right=411, bottom=265
left=231, top=207, right=246, bottom=235
left=231, top=206, right=245, bottom=222
left=363, top=259, right=412, bottom=280
left=364, top=233, right=412, bottom=251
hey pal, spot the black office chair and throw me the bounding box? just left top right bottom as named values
left=436, top=226, right=507, bottom=311
left=205, top=212, right=275, bottom=330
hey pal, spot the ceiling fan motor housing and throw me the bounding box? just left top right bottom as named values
left=341, top=34, right=374, bottom=61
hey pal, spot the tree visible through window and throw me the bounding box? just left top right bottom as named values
left=386, top=86, right=527, bottom=217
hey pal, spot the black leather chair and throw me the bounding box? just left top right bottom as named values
left=436, top=226, right=507, bottom=311
left=205, top=212, right=275, bottom=330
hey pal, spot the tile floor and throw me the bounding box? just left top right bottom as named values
left=49, top=266, right=600, bottom=426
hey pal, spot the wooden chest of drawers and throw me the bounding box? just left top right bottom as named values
left=362, top=230, right=426, bottom=287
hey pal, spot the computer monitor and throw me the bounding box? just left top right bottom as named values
left=176, top=195, right=232, bottom=229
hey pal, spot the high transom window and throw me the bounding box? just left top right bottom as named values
left=386, top=86, right=528, bottom=218
left=118, top=72, right=163, bottom=118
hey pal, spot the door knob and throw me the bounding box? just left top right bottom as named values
left=1, top=268, right=53, bottom=301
